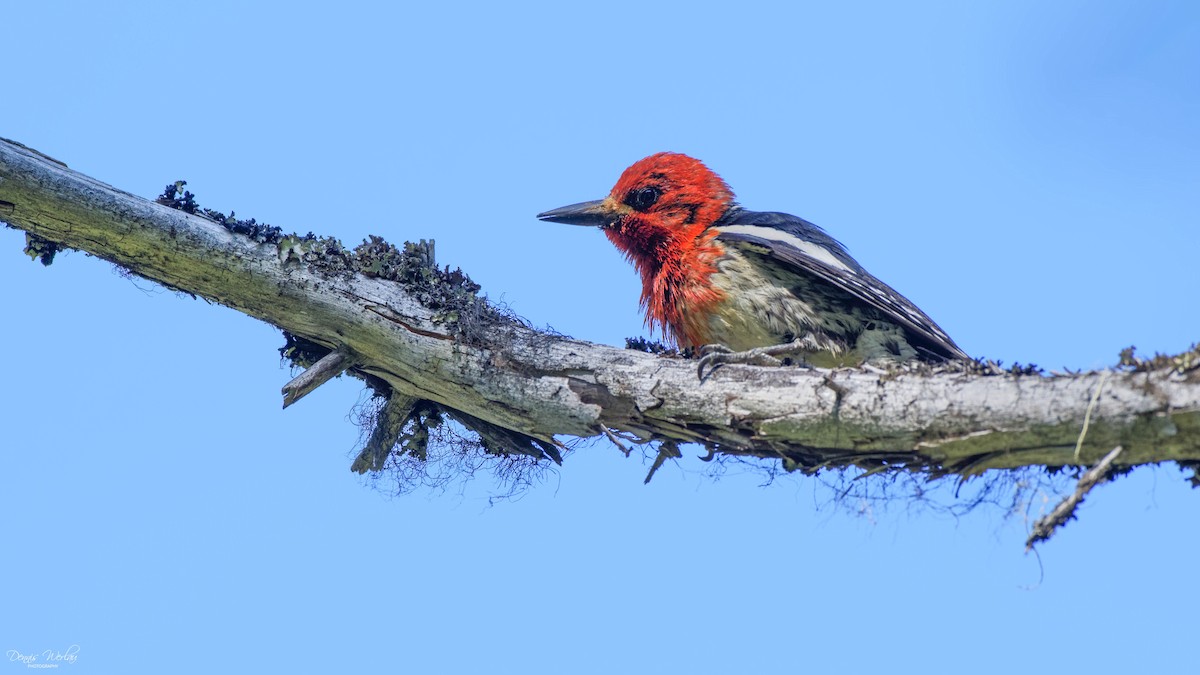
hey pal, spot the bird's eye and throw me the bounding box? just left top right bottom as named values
left=625, top=186, right=662, bottom=212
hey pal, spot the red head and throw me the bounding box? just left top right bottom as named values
left=538, top=153, right=737, bottom=347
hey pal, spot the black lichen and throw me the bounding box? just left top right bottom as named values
left=155, top=181, right=199, bottom=214
left=23, top=233, right=61, bottom=266
left=1179, top=461, right=1200, bottom=489
left=352, top=236, right=508, bottom=345
left=625, top=336, right=678, bottom=355
left=278, top=332, right=333, bottom=370
left=157, top=181, right=284, bottom=244
left=158, top=183, right=504, bottom=346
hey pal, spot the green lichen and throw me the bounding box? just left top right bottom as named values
left=1119, top=344, right=1200, bottom=376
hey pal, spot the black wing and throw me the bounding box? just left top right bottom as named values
left=713, top=208, right=967, bottom=361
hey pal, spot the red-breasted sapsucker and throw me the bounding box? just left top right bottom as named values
left=538, top=152, right=967, bottom=368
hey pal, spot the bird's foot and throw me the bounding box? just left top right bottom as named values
left=696, top=340, right=811, bottom=380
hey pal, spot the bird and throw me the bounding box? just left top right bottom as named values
left=537, top=152, right=967, bottom=370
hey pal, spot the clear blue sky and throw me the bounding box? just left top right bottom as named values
left=3, top=2, right=1197, bottom=673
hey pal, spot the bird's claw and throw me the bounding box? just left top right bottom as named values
left=696, top=340, right=809, bottom=380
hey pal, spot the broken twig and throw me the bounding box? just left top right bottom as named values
left=599, top=426, right=633, bottom=457
left=282, top=349, right=353, bottom=408
left=1026, top=445, right=1124, bottom=551
left=644, top=441, right=683, bottom=484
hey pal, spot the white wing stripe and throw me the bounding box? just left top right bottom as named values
left=716, top=224, right=856, bottom=273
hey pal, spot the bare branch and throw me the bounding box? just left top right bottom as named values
left=1026, top=446, right=1125, bottom=550
left=2, top=137, right=1199, bottom=482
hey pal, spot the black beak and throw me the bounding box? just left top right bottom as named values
left=537, top=199, right=613, bottom=228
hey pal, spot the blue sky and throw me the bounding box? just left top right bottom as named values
left=2, top=2, right=1197, bottom=673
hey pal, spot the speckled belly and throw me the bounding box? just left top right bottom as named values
left=698, top=251, right=916, bottom=365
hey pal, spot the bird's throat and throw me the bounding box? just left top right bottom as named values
left=606, top=225, right=726, bottom=348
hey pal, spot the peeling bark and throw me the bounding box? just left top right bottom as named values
left=2, top=137, right=1198, bottom=482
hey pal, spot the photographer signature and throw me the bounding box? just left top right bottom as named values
left=6, top=645, right=79, bottom=667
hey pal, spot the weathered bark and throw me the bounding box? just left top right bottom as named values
left=2, top=137, right=1198, bottom=480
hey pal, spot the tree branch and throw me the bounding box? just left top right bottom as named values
left=3, top=137, right=1199, bottom=482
